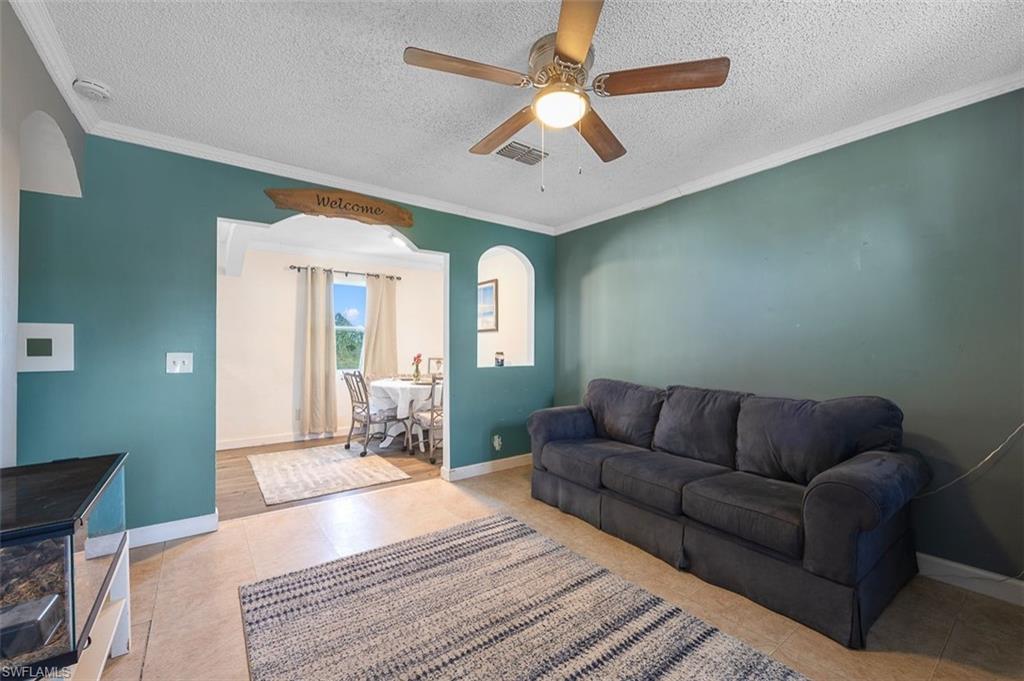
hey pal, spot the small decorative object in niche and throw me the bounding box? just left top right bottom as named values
left=494, top=352, right=505, bottom=367
left=16, top=323, right=74, bottom=372
left=477, top=279, right=498, bottom=332
left=427, top=357, right=443, bottom=376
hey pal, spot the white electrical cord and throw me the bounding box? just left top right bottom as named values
left=914, top=421, right=1024, bottom=499
left=911, top=421, right=1024, bottom=583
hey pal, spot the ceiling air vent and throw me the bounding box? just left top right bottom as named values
left=496, top=141, right=549, bottom=166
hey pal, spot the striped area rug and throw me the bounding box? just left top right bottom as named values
left=239, top=515, right=805, bottom=680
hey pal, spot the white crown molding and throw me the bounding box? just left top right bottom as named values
left=15, top=0, right=1021, bottom=239
left=10, top=1, right=554, bottom=236
left=9, top=0, right=100, bottom=131
left=91, top=120, right=557, bottom=235
left=554, top=73, right=1024, bottom=235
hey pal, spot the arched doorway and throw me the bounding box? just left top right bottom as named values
left=214, top=214, right=450, bottom=519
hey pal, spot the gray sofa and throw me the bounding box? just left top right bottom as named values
left=528, top=379, right=931, bottom=648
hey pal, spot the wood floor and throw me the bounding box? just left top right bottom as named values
left=216, top=434, right=440, bottom=521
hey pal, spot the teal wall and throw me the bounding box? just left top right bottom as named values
left=555, top=91, right=1023, bottom=576
left=19, top=135, right=554, bottom=529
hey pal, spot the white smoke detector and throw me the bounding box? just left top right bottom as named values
left=72, top=78, right=111, bottom=102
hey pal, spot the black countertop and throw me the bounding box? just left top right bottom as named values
left=1, top=453, right=127, bottom=541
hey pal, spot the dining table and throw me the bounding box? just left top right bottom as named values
left=369, top=378, right=435, bottom=449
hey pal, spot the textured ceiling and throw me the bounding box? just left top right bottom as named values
left=36, top=1, right=1024, bottom=230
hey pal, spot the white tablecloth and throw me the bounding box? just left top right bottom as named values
left=369, top=379, right=434, bottom=419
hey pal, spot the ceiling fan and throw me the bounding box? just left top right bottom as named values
left=403, top=0, right=730, bottom=163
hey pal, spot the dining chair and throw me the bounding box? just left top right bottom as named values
left=410, top=375, right=444, bottom=464
left=342, top=370, right=399, bottom=456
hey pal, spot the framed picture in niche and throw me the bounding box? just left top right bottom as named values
left=17, top=323, right=74, bottom=372
left=477, top=279, right=498, bottom=332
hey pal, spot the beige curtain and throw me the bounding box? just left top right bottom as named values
left=363, top=276, right=398, bottom=380
left=300, top=267, right=338, bottom=435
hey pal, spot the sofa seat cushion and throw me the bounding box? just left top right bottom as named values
left=602, top=451, right=730, bottom=515
left=682, top=472, right=805, bottom=558
left=540, top=439, right=648, bottom=490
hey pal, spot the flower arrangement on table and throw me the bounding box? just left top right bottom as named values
left=412, top=353, right=423, bottom=381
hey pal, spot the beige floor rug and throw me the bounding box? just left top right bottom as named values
left=239, top=515, right=806, bottom=681
left=247, top=444, right=410, bottom=505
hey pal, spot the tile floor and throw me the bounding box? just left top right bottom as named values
left=102, top=465, right=1023, bottom=681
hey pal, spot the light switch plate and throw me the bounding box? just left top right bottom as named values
left=166, top=352, right=193, bottom=374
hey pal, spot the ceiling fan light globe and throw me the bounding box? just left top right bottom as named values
left=532, top=83, right=589, bottom=129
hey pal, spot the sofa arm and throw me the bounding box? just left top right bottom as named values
left=527, top=406, right=596, bottom=470
left=803, top=449, right=931, bottom=584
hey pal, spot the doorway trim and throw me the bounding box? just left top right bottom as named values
left=214, top=216, right=452, bottom=472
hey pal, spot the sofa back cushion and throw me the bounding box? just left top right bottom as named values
left=652, top=386, right=747, bottom=467
left=736, top=395, right=903, bottom=484
left=584, top=379, right=665, bottom=449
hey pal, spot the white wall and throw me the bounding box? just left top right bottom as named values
left=216, top=248, right=443, bottom=449
left=477, top=247, right=533, bottom=367
left=1, top=3, right=86, bottom=466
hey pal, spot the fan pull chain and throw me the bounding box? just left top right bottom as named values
left=540, top=124, right=546, bottom=193
left=577, top=119, right=582, bottom=175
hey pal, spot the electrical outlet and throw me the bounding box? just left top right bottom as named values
left=166, top=352, right=193, bottom=374
left=492, top=434, right=503, bottom=452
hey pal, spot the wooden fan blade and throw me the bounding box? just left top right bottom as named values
left=554, top=0, right=604, bottom=65
left=404, top=47, right=529, bottom=87
left=470, top=106, right=535, bottom=155
left=578, top=108, right=625, bottom=162
left=595, top=57, right=731, bottom=96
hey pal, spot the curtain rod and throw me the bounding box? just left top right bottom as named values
left=288, top=265, right=402, bottom=281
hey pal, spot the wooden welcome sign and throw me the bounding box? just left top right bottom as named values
left=264, top=187, right=414, bottom=228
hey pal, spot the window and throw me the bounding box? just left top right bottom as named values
left=333, top=282, right=367, bottom=370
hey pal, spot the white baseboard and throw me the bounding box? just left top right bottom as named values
left=128, top=509, right=220, bottom=548
left=441, top=453, right=532, bottom=481
left=82, top=510, right=220, bottom=555
left=216, top=431, right=348, bottom=451
left=917, top=552, right=1023, bottom=606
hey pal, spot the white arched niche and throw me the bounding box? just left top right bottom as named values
left=19, top=111, right=82, bottom=198
left=477, top=245, right=535, bottom=368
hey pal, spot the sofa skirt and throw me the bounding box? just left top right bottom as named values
left=531, top=469, right=919, bottom=648
left=601, top=494, right=686, bottom=568
left=531, top=468, right=602, bottom=527
left=684, top=522, right=918, bottom=648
